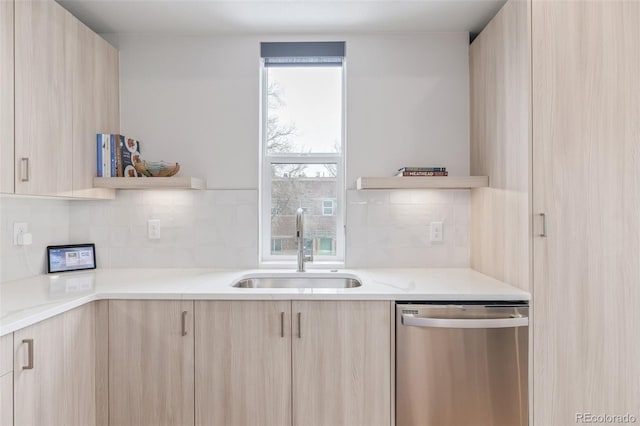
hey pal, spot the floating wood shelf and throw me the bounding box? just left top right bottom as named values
left=93, top=177, right=206, bottom=190
left=356, top=176, right=489, bottom=190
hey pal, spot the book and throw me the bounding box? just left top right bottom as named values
left=120, top=136, right=142, bottom=177
left=114, top=134, right=123, bottom=177
left=397, top=167, right=447, bottom=173
left=110, top=135, right=117, bottom=177
left=103, top=134, right=111, bottom=177
left=396, top=171, right=449, bottom=177
left=96, top=134, right=103, bottom=177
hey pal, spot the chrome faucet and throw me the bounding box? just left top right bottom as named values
left=296, top=208, right=313, bottom=272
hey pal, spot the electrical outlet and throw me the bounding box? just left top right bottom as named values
left=148, top=219, right=161, bottom=239
left=13, top=222, right=28, bottom=245
left=430, top=221, right=443, bottom=243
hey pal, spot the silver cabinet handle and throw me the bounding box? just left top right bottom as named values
left=20, top=157, right=29, bottom=182
left=401, top=314, right=528, bottom=329
left=539, top=213, right=547, bottom=237
left=181, top=311, right=188, bottom=336
left=280, top=312, right=285, bottom=338
left=22, top=339, right=34, bottom=369
left=297, top=312, right=301, bottom=339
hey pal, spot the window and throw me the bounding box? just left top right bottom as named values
left=260, top=42, right=345, bottom=264
left=322, top=199, right=335, bottom=216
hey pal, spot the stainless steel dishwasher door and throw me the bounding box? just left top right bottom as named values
left=396, top=303, right=528, bottom=426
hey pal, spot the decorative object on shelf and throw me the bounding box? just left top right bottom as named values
left=134, top=160, right=181, bottom=177
left=395, top=166, right=448, bottom=177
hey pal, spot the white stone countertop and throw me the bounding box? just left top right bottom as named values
left=0, top=268, right=529, bottom=336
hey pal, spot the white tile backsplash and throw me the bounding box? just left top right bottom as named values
left=69, top=190, right=259, bottom=269
left=0, top=196, right=70, bottom=282
left=1, top=188, right=470, bottom=281
left=345, top=189, right=470, bottom=268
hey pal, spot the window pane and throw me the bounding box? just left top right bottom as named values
left=270, top=163, right=337, bottom=257
left=266, top=66, right=342, bottom=154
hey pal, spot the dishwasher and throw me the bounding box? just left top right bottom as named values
left=396, top=302, right=528, bottom=426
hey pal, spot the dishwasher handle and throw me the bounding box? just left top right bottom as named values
left=401, top=314, right=528, bottom=329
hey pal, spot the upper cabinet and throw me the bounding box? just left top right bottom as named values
left=0, top=0, right=14, bottom=194
left=72, top=22, right=119, bottom=199
left=14, top=0, right=74, bottom=197
left=12, top=0, right=117, bottom=199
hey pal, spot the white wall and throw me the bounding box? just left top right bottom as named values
left=105, top=32, right=470, bottom=189
left=0, top=32, right=472, bottom=281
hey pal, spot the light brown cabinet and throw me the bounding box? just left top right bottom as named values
left=13, top=0, right=117, bottom=199
left=14, top=0, right=74, bottom=197
left=470, top=0, right=640, bottom=424
left=195, top=300, right=391, bottom=426
left=0, top=0, right=13, bottom=194
left=108, top=300, right=194, bottom=426
left=195, top=301, right=291, bottom=426
left=0, top=333, right=13, bottom=426
left=72, top=20, right=119, bottom=199
left=292, top=301, right=391, bottom=426
left=12, top=303, right=96, bottom=426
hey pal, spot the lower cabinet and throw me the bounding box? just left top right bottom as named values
left=195, top=300, right=392, bottom=426
left=12, top=303, right=96, bottom=426
left=195, top=301, right=291, bottom=426
left=292, top=301, right=392, bottom=426
left=1, top=333, right=13, bottom=426
left=108, top=300, right=194, bottom=426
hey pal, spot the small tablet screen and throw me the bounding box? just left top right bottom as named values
left=47, top=244, right=96, bottom=273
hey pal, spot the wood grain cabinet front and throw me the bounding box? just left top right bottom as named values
left=195, top=300, right=392, bottom=426
left=108, top=300, right=194, bottom=426
left=13, top=0, right=118, bottom=199
left=12, top=303, right=96, bottom=426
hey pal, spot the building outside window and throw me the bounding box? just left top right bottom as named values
left=260, top=42, right=345, bottom=263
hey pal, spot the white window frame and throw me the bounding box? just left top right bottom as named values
left=259, top=61, right=346, bottom=266
left=322, top=199, right=336, bottom=216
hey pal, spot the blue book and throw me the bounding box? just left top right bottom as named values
left=110, top=134, right=117, bottom=177
left=96, top=134, right=103, bottom=177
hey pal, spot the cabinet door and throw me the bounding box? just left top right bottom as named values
left=292, top=301, right=391, bottom=426
left=195, top=301, right=291, bottom=426
left=109, top=300, right=194, bottom=426
left=0, top=0, right=13, bottom=194
left=0, top=333, right=12, bottom=426
left=14, top=0, right=73, bottom=196
left=532, top=1, right=640, bottom=424
left=13, top=303, right=96, bottom=426
left=0, top=372, right=11, bottom=426
left=72, top=22, right=118, bottom=199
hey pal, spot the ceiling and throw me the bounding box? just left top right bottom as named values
left=57, top=0, right=506, bottom=37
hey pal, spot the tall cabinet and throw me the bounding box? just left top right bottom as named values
left=470, top=0, right=640, bottom=424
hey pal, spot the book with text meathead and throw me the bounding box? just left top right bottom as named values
left=395, top=171, right=449, bottom=177
left=397, top=166, right=447, bottom=173
left=119, top=135, right=142, bottom=177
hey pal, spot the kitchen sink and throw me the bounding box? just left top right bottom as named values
left=232, top=275, right=362, bottom=289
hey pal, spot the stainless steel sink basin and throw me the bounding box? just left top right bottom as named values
left=232, top=276, right=362, bottom=289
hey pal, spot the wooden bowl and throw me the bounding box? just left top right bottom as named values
left=134, top=161, right=180, bottom=177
